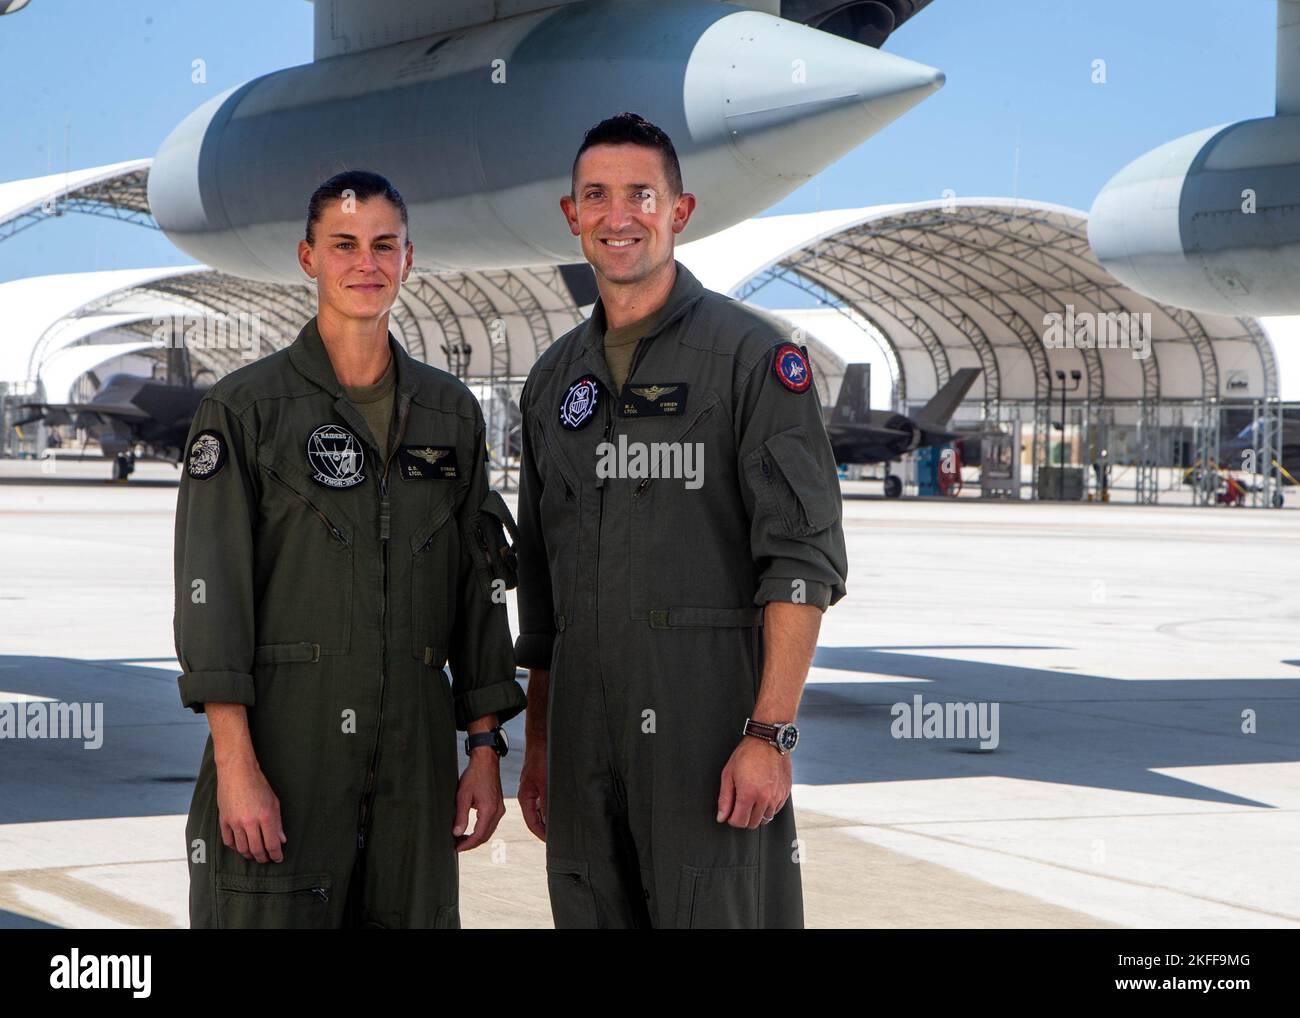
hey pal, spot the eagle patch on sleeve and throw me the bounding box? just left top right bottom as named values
left=773, top=343, right=813, bottom=393
left=186, top=429, right=227, bottom=480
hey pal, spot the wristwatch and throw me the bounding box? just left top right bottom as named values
left=465, top=726, right=510, bottom=758
left=743, top=718, right=799, bottom=755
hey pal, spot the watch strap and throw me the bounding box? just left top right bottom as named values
left=466, top=730, right=502, bottom=755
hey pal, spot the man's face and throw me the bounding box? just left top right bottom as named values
left=298, top=196, right=412, bottom=320
left=561, top=143, right=694, bottom=285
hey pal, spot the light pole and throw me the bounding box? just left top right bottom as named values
left=1053, top=369, right=1082, bottom=500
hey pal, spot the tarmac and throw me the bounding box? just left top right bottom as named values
left=0, top=459, right=1296, bottom=928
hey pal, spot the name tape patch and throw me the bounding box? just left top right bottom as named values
left=398, top=444, right=459, bottom=480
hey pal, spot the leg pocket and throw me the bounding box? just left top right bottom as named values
left=435, top=903, right=460, bottom=929
left=675, top=864, right=759, bottom=929
left=546, top=856, right=598, bottom=929
left=214, top=871, right=333, bottom=930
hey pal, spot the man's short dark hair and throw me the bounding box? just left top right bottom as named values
left=570, top=112, right=683, bottom=200
left=305, top=170, right=408, bottom=244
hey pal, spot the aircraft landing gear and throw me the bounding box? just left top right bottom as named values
left=112, top=453, right=135, bottom=482
left=883, top=473, right=903, bottom=499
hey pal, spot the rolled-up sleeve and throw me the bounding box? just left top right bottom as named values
left=174, top=396, right=259, bottom=713
left=447, top=413, right=527, bottom=730
left=735, top=338, right=849, bottom=610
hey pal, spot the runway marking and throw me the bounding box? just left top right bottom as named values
left=842, top=818, right=1300, bottom=926
left=0, top=865, right=182, bottom=929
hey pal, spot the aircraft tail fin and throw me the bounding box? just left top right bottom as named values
left=917, top=367, right=980, bottom=426
left=831, top=364, right=870, bottom=425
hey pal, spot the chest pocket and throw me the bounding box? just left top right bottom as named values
left=627, top=389, right=724, bottom=619
left=258, top=457, right=354, bottom=656
left=410, top=493, right=456, bottom=667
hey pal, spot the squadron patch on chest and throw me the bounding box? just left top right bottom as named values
left=773, top=343, right=813, bottom=394
left=186, top=429, right=226, bottom=480
left=559, top=375, right=600, bottom=430
left=307, top=423, right=366, bottom=489
left=398, top=444, right=459, bottom=480
left=619, top=382, right=688, bottom=417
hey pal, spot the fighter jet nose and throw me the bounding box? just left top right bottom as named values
left=686, top=10, right=945, bottom=183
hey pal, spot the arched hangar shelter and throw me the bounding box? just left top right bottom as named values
left=676, top=198, right=1285, bottom=505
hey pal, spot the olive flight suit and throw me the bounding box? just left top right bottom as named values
left=174, top=317, right=526, bottom=929
left=514, top=261, right=849, bottom=928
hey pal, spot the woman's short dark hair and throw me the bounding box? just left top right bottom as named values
left=305, top=170, right=408, bottom=244
left=571, top=112, right=683, bottom=199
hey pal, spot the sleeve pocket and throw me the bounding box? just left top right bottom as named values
left=749, top=426, right=838, bottom=536
left=470, top=489, right=520, bottom=591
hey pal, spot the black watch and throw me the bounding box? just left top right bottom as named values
left=742, top=718, right=799, bottom=755
left=465, top=726, right=509, bottom=758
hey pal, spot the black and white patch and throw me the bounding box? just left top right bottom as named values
left=559, top=376, right=600, bottom=430
left=307, top=423, right=366, bottom=489
left=398, top=444, right=459, bottom=480
left=186, top=429, right=227, bottom=480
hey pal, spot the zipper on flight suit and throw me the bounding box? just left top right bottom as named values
left=591, top=333, right=657, bottom=801
left=264, top=466, right=350, bottom=546
left=355, top=398, right=411, bottom=857
left=631, top=397, right=718, bottom=499
left=235, top=884, right=330, bottom=902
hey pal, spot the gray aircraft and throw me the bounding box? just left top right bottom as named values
left=147, top=0, right=944, bottom=283
left=827, top=364, right=980, bottom=497
left=1089, top=0, right=1300, bottom=315
left=15, top=374, right=208, bottom=481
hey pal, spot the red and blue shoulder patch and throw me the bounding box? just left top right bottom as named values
left=772, top=342, right=813, bottom=393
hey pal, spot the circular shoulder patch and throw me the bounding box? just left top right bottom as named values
left=773, top=343, right=813, bottom=393
left=186, top=429, right=227, bottom=480
left=307, top=423, right=366, bottom=489
left=559, top=376, right=600, bottom=430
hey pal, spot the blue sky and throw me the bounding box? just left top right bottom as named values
left=0, top=0, right=1293, bottom=398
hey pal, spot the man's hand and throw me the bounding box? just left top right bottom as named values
left=454, top=750, right=505, bottom=852
left=217, top=761, right=287, bottom=863
left=716, top=736, right=791, bottom=830
left=517, top=739, right=548, bottom=842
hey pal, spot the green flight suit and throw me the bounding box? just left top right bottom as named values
left=174, top=316, right=526, bottom=929
left=514, top=261, right=849, bottom=929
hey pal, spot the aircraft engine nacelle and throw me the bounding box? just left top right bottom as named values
left=1088, top=115, right=1300, bottom=316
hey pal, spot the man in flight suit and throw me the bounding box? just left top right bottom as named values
left=174, top=171, right=526, bottom=928
left=514, top=115, right=849, bottom=928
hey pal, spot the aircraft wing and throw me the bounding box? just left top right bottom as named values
left=310, top=1, right=934, bottom=60
left=14, top=401, right=150, bottom=427
left=312, top=1, right=598, bottom=60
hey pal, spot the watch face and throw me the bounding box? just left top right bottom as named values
left=777, top=724, right=799, bottom=753
left=496, top=727, right=510, bottom=757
